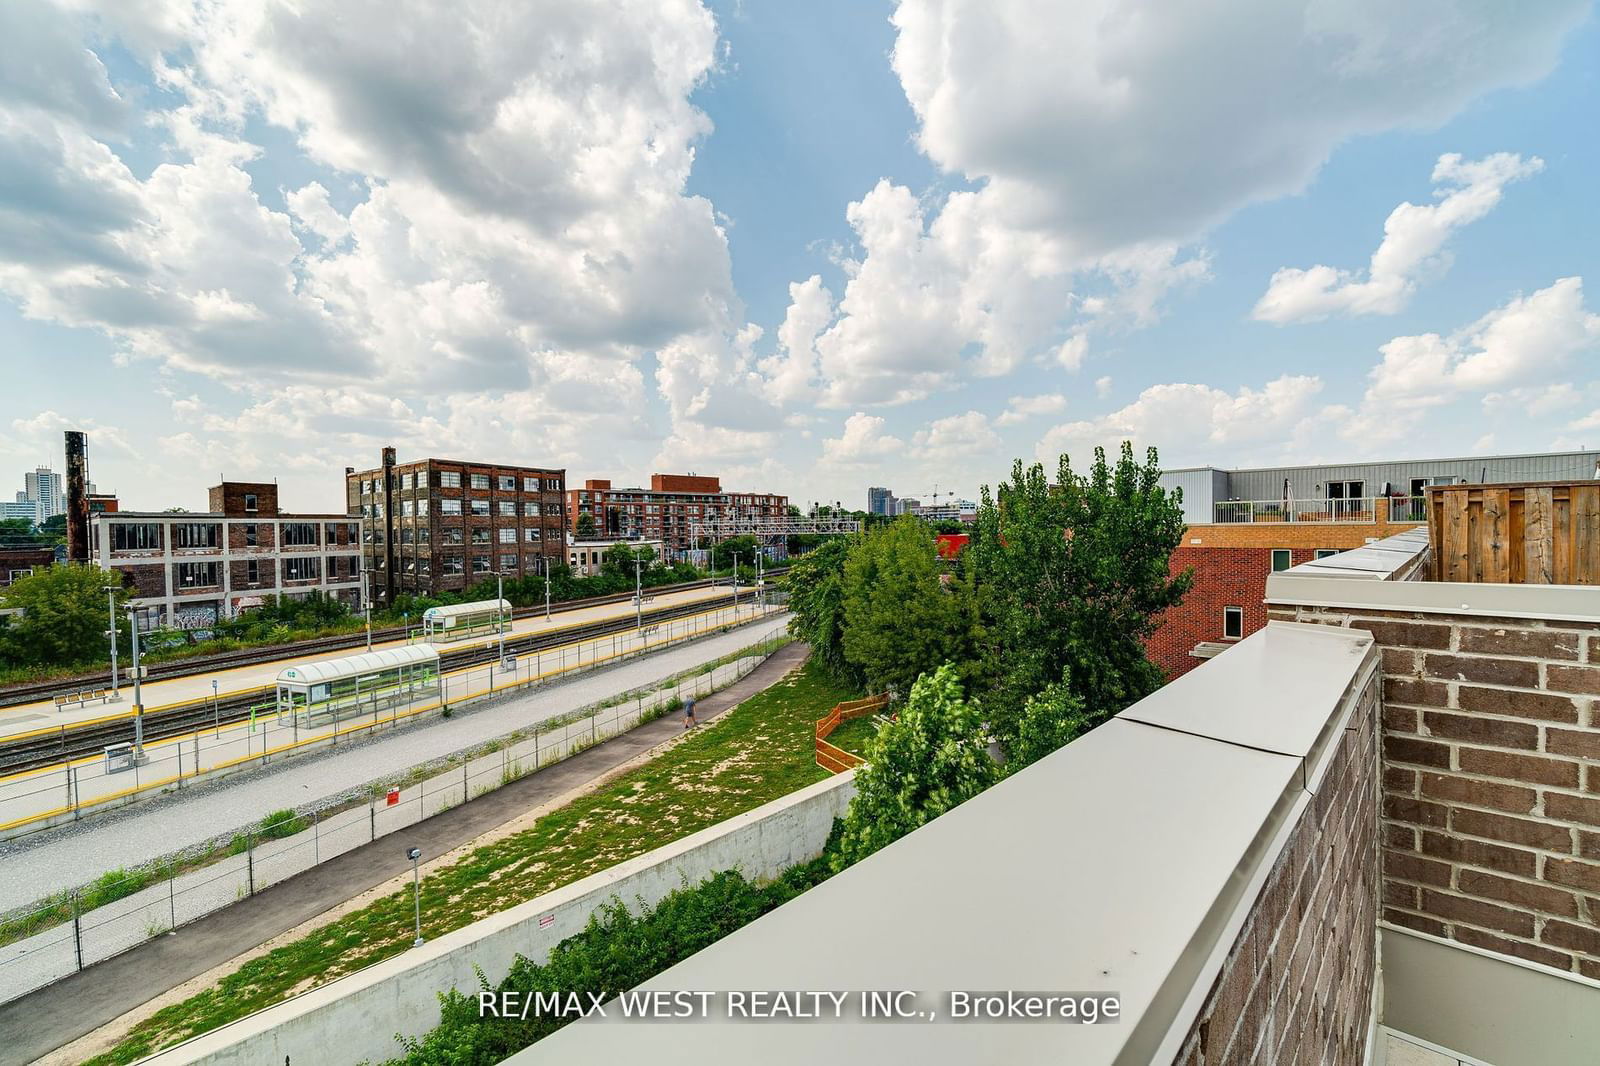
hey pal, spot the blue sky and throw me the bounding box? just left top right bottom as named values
left=1, top=1, right=1597, bottom=514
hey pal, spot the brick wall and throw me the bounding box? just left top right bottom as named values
left=1149, top=547, right=1318, bottom=679
left=1177, top=669, right=1380, bottom=1064
left=1270, top=603, right=1600, bottom=979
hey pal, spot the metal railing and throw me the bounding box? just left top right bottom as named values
left=1211, top=497, right=1429, bottom=525
left=0, top=628, right=789, bottom=1006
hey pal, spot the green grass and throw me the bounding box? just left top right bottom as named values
left=85, top=657, right=850, bottom=1065
left=825, top=714, right=884, bottom=757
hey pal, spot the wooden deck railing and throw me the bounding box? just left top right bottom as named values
left=1427, top=481, right=1600, bottom=584
left=815, top=693, right=889, bottom=773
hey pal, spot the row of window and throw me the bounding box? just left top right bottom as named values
left=366, top=526, right=556, bottom=546
left=169, top=556, right=352, bottom=589
left=110, top=522, right=360, bottom=552
left=361, top=499, right=562, bottom=518
left=360, top=473, right=563, bottom=494
left=1269, top=547, right=1341, bottom=573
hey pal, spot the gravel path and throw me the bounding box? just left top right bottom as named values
left=0, top=616, right=789, bottom=914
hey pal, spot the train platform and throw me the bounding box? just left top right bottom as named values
left=0, top=584, right=737, bottom=741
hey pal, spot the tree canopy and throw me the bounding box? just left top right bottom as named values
left=833, top=663, right=997, bottom=869
left=0, top=564, right=128, bottom=670
left=974, top=442, right=1190, bottom=752
left=840, top=516, right=981, bottom=697
left=781, top=537, right=858, bottom=686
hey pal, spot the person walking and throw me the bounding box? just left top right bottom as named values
left=683, top=694, right=697, bottom=729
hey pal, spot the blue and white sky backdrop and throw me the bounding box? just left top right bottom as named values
left=2, top=0, right=1598, bottom=512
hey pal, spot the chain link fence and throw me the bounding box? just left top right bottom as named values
left=0, top=623, right=787, bottom=1005
left=0, top=598, right=786, bottom=835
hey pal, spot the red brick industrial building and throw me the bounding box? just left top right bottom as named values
left=346, top=448, right=567, bottom=606
left=568, top=474, right=787, bottom=557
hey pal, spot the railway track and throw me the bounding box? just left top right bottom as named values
left=0, top=593, right=781, bottom=776
left=0, top=571, right=786, bottom=710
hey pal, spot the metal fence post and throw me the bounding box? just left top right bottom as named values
left=64, top=761, right=72, bottom=810
left=168, top=874, right=176, bottom=932
left=369, top=792, right=376, bottom=842
left=314, top=809, right=320, bottom=864
left=71, top=890, right=84, bottom=971
left=246, top=834, right=255, bottom=896
left=462, top=762, right=468, bottom=802
left=70, top=766, right=79, bottom=821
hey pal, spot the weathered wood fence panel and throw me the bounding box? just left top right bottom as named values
left=1428, top=482, right=1600, bottom=585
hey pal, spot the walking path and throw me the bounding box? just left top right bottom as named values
left=0, top=642, right=811, bottom=1066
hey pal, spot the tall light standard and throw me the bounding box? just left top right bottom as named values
left=360, top=567, right=374, bottom=651
left=543, top=558, right=552, bottom=622
left=494, top=570, right=507, bottom=666
left=406, top=846, right=424, bottom=947
left=633, top=555, right=643, bottom=630
left=124, top=604, right=146, bottom=760
left=103, top=586, right=121, bottom=701
left=756, top=549, right=764, bottom=609
left=731, top=552, right=740, bottom=612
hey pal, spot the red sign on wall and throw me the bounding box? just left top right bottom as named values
left=386, top=787, right=400, bottom=806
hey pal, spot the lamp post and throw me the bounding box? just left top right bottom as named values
left=407, top=846, right=424, bottom=947
left=756, top=550, right=763, bottom=608
left=634, top=555, right=643, bottom=630
left=103, top=586, right=121, bottom=701
left=543, top=559, right=552, bottom=622
left=731, top=552, right=739, bottom=612
left=495, top=570, right=507, bottom=666
left=212, top=679, right=220, bottom=736
left=360, top=568, right=374, bottom=652
left=124, top=604, right=146, bottom=760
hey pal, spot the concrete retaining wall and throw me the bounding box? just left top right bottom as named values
left=142, top=770, right=857, bottom=1066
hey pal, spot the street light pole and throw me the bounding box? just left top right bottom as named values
left=634, top=556, right=643, bottom=630
left=543, top=559, right=552, bottom=622
left=360, top=568, right=373, bottom=651
left=496, top=571, right=506, bottom=665
left=731, top=552, right=739, bottom=612
left=125, top=604, right=145, bottom=759
left=757, top=550, right=763, bottom=608
left=407, top=846, right=424, bottom=947
left=103, top=586, right=120, bottom=701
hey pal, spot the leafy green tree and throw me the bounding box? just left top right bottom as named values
left=39, top=514, right=67, bottom=546
left=833, top=663, right=997, bottom=869
left=0, top=564, right=128, bottom=669
left=711, top=535, right=758, bottom=572
left=575, top=511, right=597, bottom=537
left=1008, top=676, right=1090, bottom=771
left=974, top=441, right=1190, bottom=751
left=781, top=537, right=858, bottom=685
left=0, top=519, right=41, bottom=547
left=840, top=516, right=981, bottom=696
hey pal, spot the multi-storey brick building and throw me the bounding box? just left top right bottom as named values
left=568, top=474, right=788, bottom=557
left=91, top=482, right=362, bottom=627
left=1148, top=449, right=1599, bottom=679
left=346, top=448, right=566, bottom=606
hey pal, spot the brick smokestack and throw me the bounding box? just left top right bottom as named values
left=65, top=430, right=89, bottom=563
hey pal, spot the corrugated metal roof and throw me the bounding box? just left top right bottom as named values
left=276, top=643, right=439, bottom=686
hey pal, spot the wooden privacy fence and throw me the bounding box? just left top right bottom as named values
left=815, top=694, right=889, bottom=774
left=1427, top=482, right=1600, bottom=585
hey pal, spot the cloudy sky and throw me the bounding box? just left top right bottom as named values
left=2, top=0, right=1598, bottom=514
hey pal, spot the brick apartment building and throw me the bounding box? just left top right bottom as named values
left=568, top=474, right=788, bottom=557
left=1148, top=449, right=1598, bottom=678
left=91, top=481, right=362, bottom=627
left=347, top=448, right=566, bottom=606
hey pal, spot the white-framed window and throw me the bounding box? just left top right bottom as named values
left=472, top=554, right=491, bottom=573
left=401, top=500, right=415, bottom=517
left=470, top=498, right=490, bottom=516
left=1223, top=606, right=1244, bottom=640
left=498, top=528, right=515, bottom=544
left=523, top=501, right=541, bottom=516
left=471, top=473, right=490, bottom=490
left=439, top=471, right=462, bottom=489
left=418, top=558, right=432, bottom=576
left=443, top=556, right=464, bottom=575
left=400, top=473, right=413, bottom=490
left=500, top=553, right=518, bottom=570
left=440, top=498, right=462, bottom=516
left=471, top=528, right=491, bottom=544
left=525, top=527, right=539, bottom=542
left=111, top=523, right=162, bottom=551
left=244, top=493, right=258, bottom=513
left=1315, top=548, right=1339, bottom=559
left=442, top=528, right=464, bottom=544
left=524, top=477, right=540, bottom=492
left=1271, top=549, right=1292, bottom=573
left=498, top=500, right=516, bottom=516
left=498, top=475, right=516, bottom=491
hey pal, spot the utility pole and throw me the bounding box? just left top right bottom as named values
left=731, top=552, right=739, bottom=612
left=103, top=586, right=120, bottom=701
left=634, top=556, right=643, bottom=630
left=543, top=558, right=551, bottom=621
left=125, top=604, right=145, bottom=760
left=756, top=550, right=763, bottom=608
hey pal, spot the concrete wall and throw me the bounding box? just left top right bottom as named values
left=141, top=772, right=856, bottom=1066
